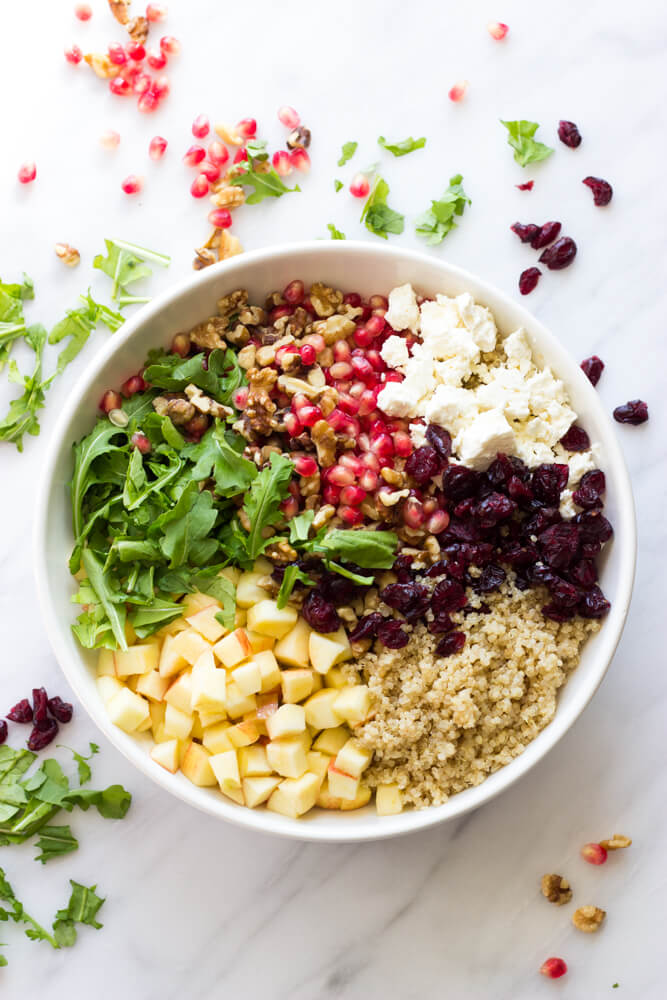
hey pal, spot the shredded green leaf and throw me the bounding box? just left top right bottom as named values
left=334, top=179, right=343, bottom=192
left=34, top=826, right=79, bottom=865
left=241, top=453, right=294, bottom=560
left=0, top=324, right=53, bottom=451
left=230, top=146, right=300, bottom=204
left=276, top=565, right=315, bottom=609
left=93, top=238, right=170, bottom=303
left=49, top=292, right=124, bottom=375
left=52, top=881, right=105, bottom=948
left=327, top=223, right=346, bottom=240
left=500, top=119, right=554, bottom=167
left=415, top=174, right=471, bottom=245
left=360, top=178, right=405, bottom=239
left=378, top=135, right=426, bottom=157
left=337, top=141, right=358, bottom=166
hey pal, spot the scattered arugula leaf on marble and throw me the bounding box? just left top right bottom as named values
left=334, top=179, right=343, bottom=192
left=378, top=134, right=426, bottom=157
left=327, top=223, right=346, bottom=240
left=415, top=174, right=471, bottom=245
left=500, top=119, right=554, bottom=167
left=93, top=238, right=170, bottom=304
left=231, top=145, right=300, bottom=204
left=337, top=141, right=358, bottom=166
left=360, top=178, right=405, bottom=239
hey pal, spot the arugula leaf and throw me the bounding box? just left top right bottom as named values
left=327, top=223, right=346, bottom=240
left=0, top=324, right=52, bottom=451
left=334, top=179, right=343, bottom=192
left=500, top=120, right=554, bottom=167
left=182, top=422, right=257, bottom=497
left=93, top=238, right=170, bottom=303
left=0, top=273, right=33, bottom=370
left=52, top=881, right=105, bottom=948
left=34, top=826, right=78, bottom=865
left=360, top=178, right=405, bottom=239
left=49, top=292, right=124, bottom=375
left=0, top=867, right=58, bottom=948
left=61, top=743, right=99, bottom=785
left=311, top=529, right=398, bottom=568
left=230, top=160, right=300, bottom=205
left=212, top=575, right=237, bottom=631
left=62, top=784, right=131, bottom=819
left=149, top=482, right=218, bottom=568
left=80, top=549, right=128, bottom=651
left=144, top=348, right=244, bottom=404
left=242, top=453, right=294, bottom=560
left=130, top=598, right=183, bottom=637
left=327, top=562, right=374, bottom=585
left=276, top=565, right=315, bottom=609
left=378, top=135, right=426, bottom=157
left=288, top=510, right=314, bottom=544
left=337, top=141, right=358, bottom=166
left=415, top=173, right=471, bottom=246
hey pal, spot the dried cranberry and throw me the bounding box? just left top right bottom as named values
left=531, top=221, right=562, bottom=250
left=7, top=699, right=33, bottom=723
left=583, top=176, right=613, bottom=206
left=392, top=553, right=416, bottom=582
left=613, top=400, right=648, bottom=425
left=572, top=470, right=606, bottom=510
left=486, top=453, right=527, bottom=486
left=441, top=465, right=479, bottom=501
left=503, top=544, right=538, bottom=567
left=524, top=507, right=562, bottom=536
left=519, top=267, right=541, bottom=295
left=425, top=558, right=448, bottom=578
left=425, top=424, right=452, bottom=461
left=539, top=237, right=577, bottom=270
left=461, top=542, right=495, bottom=566
left=531, top=464, right=568, bottom=506
left=476, top=564, right=506, bottom=593
left=318, top=571, right=358, bottom=605
left=431, top=578, right=467, bottom=613
left=349, top=612, right=384, bottom=642
left=542, top=603, right=574, bottom=622
left=301, top=590, right=341, bottom=633
left=380, top=583, right=430, bottom=621
left=377, top=619, right=409, bottom=649
left=511, top=222, right=540, bottom=244
left=548, top=576, right=581, bottom=608
left=539, top=523, right=580, bottom=569
left=429, top=610, right=455, bottom=634
left=558, top=120, right=582, bottom=148
left=32, top=687, right=48, bottom=723
left=435, top=631, right=466, bottom=657
left=27, top=717, right=59, bottom=751
left=579, top=585, right=610, bottom=618
left=477, top=492, right=516, bottom=528
left=405, top=446, right=442, bottom=485
left=507, top=475, right=534, bottom=505
left=445, top=518, right=481, bottom=543
left=453, top=498, right=476, bottom=518
left=560, top=425, right=591, bottom=452
left=516, top=180, right=534, bottom=191
left=569, top=559, right=598, bottom=588
left=573, top=510, right=613, bottom=545
left=47, top=697, right=73, bottom=724
left=0, top=720, right=6, bottom=744
left=531, top=563, right=557, bottom=587
left=581, top=355, right=604, bottom=386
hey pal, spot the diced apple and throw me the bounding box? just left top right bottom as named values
left=170, top=629, right=212, bottom=666
left=246, top=630, right=276, bottom=654
left=316, top=778, right=342, bottom=809
left=136, top=670, right=169, bottom=702
left=154, top=617, right=189, bottom=641
left=236, top=572, right=270, bottom=609
left=335, top=738, right=372, bottom=779
left=181, top=590, right=219, bottom=617
left=209, top=749, right=241, bottom=792
left=223, top=681, right=256, bottom=719
left=202, top=721, right=234, bottom=754
left=266, top=738, right=308, bottom=779
left=340, top=784, right=372, bottom=811
left=256, top=690, right=279, bottom=719
left=150, top=739, right=179, bottom=773
left=219, top=566, right=241, bottom=586
left=266, top=704, right=306, bottom=741
left=325, top=666, right=359, bottom=689
left=97, top=649, right=115, bottom=677
left=164, top=672, right=194, bottom=714
left=306, top=751, right=330, bottom=784
left=308, top=632, right=349, bottom=676
left=220, top=785, right=245, bottom=806
left=231, top=660, right=262, bottom=697
left=213, top=628, right=252, bottom=668
left=247, top=599, right=298, bottom=640
left=107, top=688, right=150, bottom=733
left=158, top=633, right=189, bottom=678
left=375, top=783, right=403, bottom=816
left=252, top=650, right=282, bottom=692
left=253, top=556, right=273, bottom=574
left=242, top=775, right=281, bottom=808
left=191, top=653, right=226, bottom=713
left=180, top=741, right=217, bottom=786
left=97, top=675, right=124, bottom=704
left=190, top=715, right=204, bottom=741
left=333, top=685, right=372, bottom=724
left=186, top=605, right=227, bottom=643
left=311, top=672, right=323, bottom=693
left=238, top=744, right=272, bottom=777
left=163, top=703, right=194, bottom=741
left=313, top=726, right=349, bottom=756
left=149, top=700, right=166, bottom=734
left=273, top=617, right=312, bottom=668
left=327, top=761, right=359, bottom=801
left=234, top=608, right=247, bottom=628
left=267, top=772, right=320, bottom=818
left=304, top=689, right=343, bottom=730
left=198, top=708, right=227, bottom=728
left=136, top=715, right=152, bottom=733
left=114, top=641, right=159, bottom=678
left=281, top=669, right=314, bottom=704
left=227, top=719, right=260, bottom=748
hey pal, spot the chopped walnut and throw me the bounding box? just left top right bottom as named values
left=238, top=306, right=266, bottom=326
left=378, top=488, right=410, bottom=507
left=540, top=874, right=572, bottom=906
left=84, top=52, right=117, bottom=78
left=126, top=15, right=149, bottom=41
left=210, top=184, right=246, bottom=209
left=307, top=366, right=326, bottom=389
left=153, top=396, right=195, bottom=425
left=216, top=229, right=243, bottom=261
left=54, top=243, right=80, bottom=267
left=256, top=345, right=277, bottom=366
left=599, top=834, right=632, bottom=851
left=238, top=510, right=252, bottom=532
left=363, top=588, right=380, bottom=611
left=107, top=0, right=130, bottom=24
left=237, top=344, right=256, bottom=370
left=361, top=499, right=383, bottom=521
left=217, top=289, right=248, bottom=320
left=215, top=123, right=244, bottom=146
left=313, top=314, right=356, bottom=345
left=277, top=374, right=320, bottom=399
left=397, top=525, right=426, bottom=544
left=265, top=291, right=285, bottom=309
left=188, top=318, right=228, bottom=351
left=318, top=387, right=338, bottom=417
left=264, top=539, right=298, bottom=564
left=572, top=905, right=606, bottom=933
left=184, top=384, right=232, bottom=419
left=424, top=535, right=441, bottom=563
left=286, top=126, right=311, bottom=150
left=311, top=419, right=337, bottom=467
left=381, top=466, right=405, bottom=487
left=225, top=324, right=250, bottom=346
left=244, top=367, right=279, bottom=435
left=309, top=282, right=343, bottom=318
left=337, top=606, right=358, bottom=626
left=193, top=247, right=216, bottom=270
left=312, top=504, right=336, bottom=529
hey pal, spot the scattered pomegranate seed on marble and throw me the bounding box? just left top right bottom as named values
left=487, top=21, right=509, bottom=40
left=147, top=47, right=167, bottom=69
left=192, top=114, right=210, bottom=139
left=160, top=35, right=180, bottom=56
left=17, top=162, right=36, bottom=184
left=108, top=42, right=127, bottom=65
left=289, top=147, right=310, bottom=172
left=190, top=174, right=210, bottom=198
left=278, top=105, right=300, bottom=128
left=350, top=173, right=370, bottom=198
left=64, top=44, right=83, bottom=64
left=149, top=135, right=168, bottom=160
left=516, top=180, right=534, bottom=191
left=74, top=3, right=92, bottom=20
left=581, top=842, right=608, bottom=865
left=272, top=150, right=292, bottom=176
left=121, top=174, right=143, bottom=195
left=448, top=80, right=468, bottom=102
left=540, top=958, right=567, bottom=979
left=127, top=41, right=146, bottom=62
left=138, top=89, right=159, bottom=112
left=110, top=75, right=132, bottom=96
left=183, top=144, right=206, bottom=167
left=236, top=117, right=257, bottom=138
left=146, top=3, right=168, bottom=22
left=199, top=161, right=221, bottom=182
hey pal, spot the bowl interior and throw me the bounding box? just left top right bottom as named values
left=34, top=242, right=636, bottom=842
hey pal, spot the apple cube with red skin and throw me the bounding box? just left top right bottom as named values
left=243, top=775, right=281, bottom=808
left=375, top=783, right=403, bottom=816
left=267, top=772, right=320, bottom=818
left=213, top=628, right=252, bottom=668
left=256, top=690, right=280, bottom=720
left=253, top=650, right=282, bottom=692
left=327, top=761, right=359, bottom=800
left=313, top=726, right=349, bottom=756
left=202, top=721, right=234, bottom=754
left=227, top=719, right=260, bottom=748
left=150, top=739, right=180, bottom=773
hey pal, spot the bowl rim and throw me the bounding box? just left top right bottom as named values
left=33, top=240, right=637, bottom=843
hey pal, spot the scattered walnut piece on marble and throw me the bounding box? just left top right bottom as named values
left=572, top=905, right=606, bottom=933
left=540, top=874, right=572, bottom=906
left=599, top=834, right=632, bottom=851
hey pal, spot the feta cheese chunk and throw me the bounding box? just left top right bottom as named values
left=380, top=335, right=410, bottom=369
left=503, top=328, right=533, bottom=370
left=457, top=409, right=515, bottom=470
left=385, top=283, right=420, bottom=333
left=455, top=293, right=497, bottom=352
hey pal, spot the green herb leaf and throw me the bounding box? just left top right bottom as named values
left=337, top=141, right=358, bottom=166
left=242, top=453, right=294, bottom=560
left=245, top=139, right=268, bottom=161
left=500, top=119, right=554, bottom=167
left=182, top=422, right=257, bottom=497
left=327, top=223, right=346, bottom=240
left=93, top=239, right=170, bottom=303
left=276, top=565, right=315, bottom=609
left=334, top=179, right=343, bottom=192
left=327, top=561, right=374, bottom=585
left=230, top=162, right=300, bottom=205
left=378, top=135, right=426, bottom=157
left=80, top=549, right=128, bottom=651
left=144, top=348, right=244, bottom=404
left=49, top=292, right=124, bottom=375
left=63, top=784, right=131, bottom=819
left=288, top=510, right=314, bottom=545
left=311, top=529, right=398, bottom=568
left=0, top=324, right=52, bottom=451
left=52, top=881, right=105, bottom=948
left=34, top=825, right=78, bottom=864
left=0, top=867, right=58, bottom=947
left=415, top=173, right=471, bottom=245
left=150, top=481, right=218, bottom=568
left=360, top=178, right=405, bottom=240
left=60, top=743, right=100, bottom=785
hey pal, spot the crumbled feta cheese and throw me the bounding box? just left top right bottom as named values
left=423, top=385, right=479, bottom=436
left=455, top=293, right=497, bottom=352
left=380, top=335, right=410, bottom=369
left=559, top=489, right=577, bottom=519
left=475, top=367, right=531, bottom=420
left=376, top=380, right=417, bottom=418
left=385, top=283, right=420, bottom=333
left=503, top=328, right=532, bottom=370
left=566, top=449, right=598, bottom=487
left=457, top=409, right=515, bottom=471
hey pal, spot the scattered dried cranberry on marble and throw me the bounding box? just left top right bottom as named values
left=613, top=399, right=648, bottom=425
left=583, top=176, right=613, bottom=206
left=539, top=237, right=577, bottom=270
left=558, top=120, right=582, bottom=148
left=581, top=355, right=604, bottom=386
left=519, top=267, right=541, bottom=295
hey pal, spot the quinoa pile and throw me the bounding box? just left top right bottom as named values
left=345, top=580, right=600, bottom=808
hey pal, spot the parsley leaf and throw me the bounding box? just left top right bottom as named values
left=34, top=825, right=78, bottom=865
left=378, top=135, right=426, bottom=157
left=49, top=292, right=124, bottom=375
left=276, top=565, right=315, bottom=609
left=242, top=453, right=294, bottom=560
left=360, top=178, right=405, bottom=239
left=182, top=422, right=257, bottom=497
left=52, top=881, right=105, bottom=948
left=337, top=141, right=358, bottom=166
left=415, top=173, right=471, bottom=245
left=0, top=273, right=33, bottom=370
left=93, top=239, right=170, bottom=303
left=327, top=223, right=346, bottom=240
left=334, top=179, right=343, bottom=192
left=0, top=324, right=52, bottom=451
left=500, top=119, right=554, bottom=167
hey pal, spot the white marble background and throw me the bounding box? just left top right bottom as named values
left=1, top=0, right=665, bottom=996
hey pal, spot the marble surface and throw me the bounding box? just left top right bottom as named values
left=1, top=0, right=665, bottom=995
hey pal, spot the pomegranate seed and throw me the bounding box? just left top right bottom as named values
left=149, top=135, right=168, bottom=160
left=17, top=162, right=36, bottom=184
left=427, top=510, right=450, bottom=534
left=448, top=80, right=468, bottom=102
left=361, top=452, right=380, bottom=471
left=269, top=304, right=292, bottom=323
left=328, top=465, right=355, bottom=487
left=540, top=958, right=567, bottom=980
left=369, top=299, right=388, bottom=316
left=160, top=35, right=180, bottom=56
left=613, top=399, right=649, bottom=425
left=516, top=180, right=534, bottom=191
left=298, top=405, right=323, bottom=427
left=339, top=505, right=363, bottom=526
left=283, top=412, right=301, bottom=437
left=338, top=393, right=360, bottom=416
left=74, top=3, right=92, bottom=20
left=303, top=333, right=325, bottom=354
left=330, top=361, right=353, bottom=380
left=384, top=371, right=403, bottom=384
left=339, top=454, right=364, bottom=475
left=192, top=114, right=210, bottom=139
left=236, top=117, right=257, bottom=138
left=200, top=160, right=221, bottom=182
left=366, top=350, right=386, bottom=372
left=183, top=144, right=206, bottom=167
left=519, top=267, right=541, bottom=295
left=208, top=141, right=229, bottom=166
left=283, top=279, right=305, bottom=304
left=171, top=333, right=190, bottom=357
left=64, top=44, right=83, bottom=64
left=350, top=173, right=370, bottom=198
left=340, top=485, right=367, bottom=506
left=371, top=433, right=394, bottom=459
left=100, top=390, right=122, bottom=413
left=349, top=380, right=366, bottom=399
left=146, top=3, right=168, bottom=22
left=299, top=344, right=316, bottom=366
left=278, top=105, right=300, bottom=128
left=351, top=356, right=374, bottom=380
left=393, top=431, right=413, bottom=457
left=121, top=174, right=143, bottom=195
left=583, top=176, right=613, bottom=206
left=233, top=387, right=249, bottom=409
left=131, top=432, right=151, bottom=454
left=147, top=48, right=167, bottom=69
left=190, top=174, right=210, bottom=198
left=127, top=41, right=146, bottom=61
left=358, top=389, right=379, bottom=416
left=366, top=314, right=386, bottom=335
left=138, top=90, right=159, bottom=113
left=358, top=470, right=377, bottom=491
left=276, top=344, right=299, bottom=366
left=581, top=355, right=604, bottom=386
left=321, top=484, right=340, bottom=505
left=208, top=208, right=232, bottom=229
left=558, top=120, right=582, bottom=148
left=152, top=75, right=170, bottom=98
left=289, top=147, right=311, bottom=172
left=132, top=73, right=152, bottom=95
left=487, top=21, right=509, bottom=40
left=121, top=374, right=146, bottom=396
left=294, top=455, right=318, bottom=477
left=354, top=325, right=376, bottom=348
left=233, top=147, right=248, bottom=164
left=110, top=75, right=132, bottom=96
left=326, top=409, right=347, bottom=432
left=108, top=43, right=127, bottom=65
left=581, top=842, right=608, bottom=865
left=343, top=293, right=361, bottom=308
left=403, top=498, right=425, bottom=528
left=280, top=495, right=299, bottom=519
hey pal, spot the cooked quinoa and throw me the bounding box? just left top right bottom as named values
left=345, top=581, right=600, bottom=809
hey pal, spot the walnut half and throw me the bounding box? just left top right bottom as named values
left=572, top=905, right=606, bottom=933
left=599, top=834, right=632, bottom=851
left=540, top=874, right=572, bottom=906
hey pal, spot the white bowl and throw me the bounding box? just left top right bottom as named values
left=34, top=241, right=636, bottom=843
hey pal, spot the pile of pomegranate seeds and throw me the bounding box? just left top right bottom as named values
left=5, top=687, right=73, bottom=750
left=613, top=399, right=649, bottom=425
